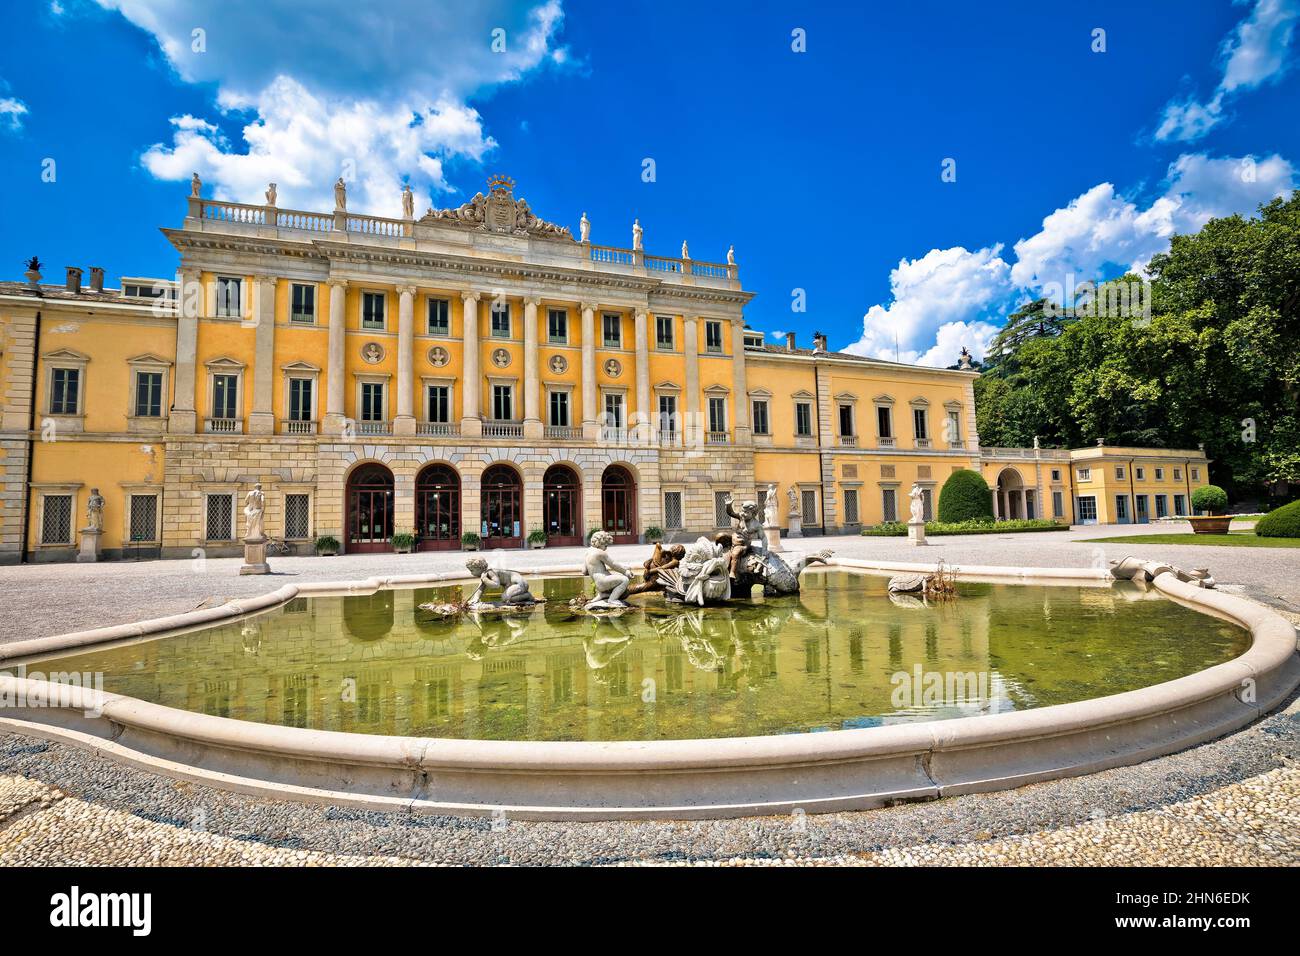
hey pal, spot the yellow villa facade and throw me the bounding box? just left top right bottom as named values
left=0, top=175, right=1209, bottom=563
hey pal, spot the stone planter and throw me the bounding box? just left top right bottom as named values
left=530, top=540, right=545, bottom=550
left=1187, top=515, right=1234, bottom=534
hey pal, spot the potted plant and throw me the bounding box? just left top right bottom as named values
left=391, top=531, right=416, bottom=554
left=1187, top=485, right=1232, bottom=534
left=314, top=534, right=340, bottom=556
left=644, top=525, right=664, bottom=543
left=527, top=527, right=548, bottom=550
left=24, top=255, right=42, bottom=289
left=461, top=531, right=481, bottom=552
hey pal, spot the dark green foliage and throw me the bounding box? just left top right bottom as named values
left=937, top=469, right=994, bottom=522
left=1255, top=499, right=1300, bottom=537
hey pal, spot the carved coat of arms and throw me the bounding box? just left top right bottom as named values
left=422, top=175, right=573, bottom=240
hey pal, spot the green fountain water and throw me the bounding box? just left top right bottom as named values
left=35, top=572, right=1248, bottom=742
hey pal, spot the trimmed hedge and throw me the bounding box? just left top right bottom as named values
left=1191, top=484, right=1228, bottom=514
left=862, top=518, right=1066, bottom=537
left=1255, top=499, right=1300, bottom=538
left=937, top=468, right=994, bottom=523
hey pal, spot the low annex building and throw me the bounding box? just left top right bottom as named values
left=0, top=175, right=1209, bottom=562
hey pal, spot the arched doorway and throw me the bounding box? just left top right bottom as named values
left=346, top=463, right=394, bottom=552
left=481, top=463, right=522, bottom=549
left=543, top=464, right=582, bottom=546
left=601, top=465, right=637, bottom=544
left=995, top=468, right=1028, bottom=520
left=415, top=463, right=460, bottom=551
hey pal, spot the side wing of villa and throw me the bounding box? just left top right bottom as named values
left=0, top=176, right=1210, bottom=562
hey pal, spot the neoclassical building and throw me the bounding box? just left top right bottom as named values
left=0, top=175, right=1208, bottom=562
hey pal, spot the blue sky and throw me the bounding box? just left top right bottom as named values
left=2, top=0, right=1297, bottom=365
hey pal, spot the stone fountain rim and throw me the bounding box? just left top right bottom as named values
left=1, top=557, right=1296, bottom=819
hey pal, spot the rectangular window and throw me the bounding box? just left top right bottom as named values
left=658, top=395, right=678, bottom=434
left=1116, top=466, right=1126, bottom=480
left=664, top=491, right=683, bottom=529
left=427, top=298, right=450, bottom=335
left=215, top=276, right=241, bottom=317
left=1191, top=467, right=1200, bottom=481
left=922, top=489, right=934, bottom=522
left=705, top=320, right=723, bottom=353
left=1174, top=494, right=1187, bottom=516
left=877, top=406, right=892, bottom=439
left=1173, top=468, right=1182, bottom=481
left=291, top=283, right=315, bottom=322
left=751, top=399, right=769, bottom=435
left=362, top=292, right=385, bottom=329
left=604, top=393, right=624, bottom=429
left=427, top=385, right=450, bottom=423
left=912, top=408, right=928, bottom=440
left=946, top=410, right=961, bottom=445
left=838, top=405, right=854, bottom=436
left=882, top=488, right=897, bottom=523
left=1116, top=495, right=1129, bottom=522
left=714, top=491, right=730, bottom=528
left=1078, top=496, right=1097, bottom=522
left=284, top=493, right=310, bottom=540
left=1052, top=490, right=1064, bottom=518
left=134, top=371, right=163, bottom=417
left=549, top=390, right=569, bottom=427
left=602, top=313, right=622, bottom=348
left=795, top=402, right=813, bottom=436
left=492, top=384, right=513, bottom=421
left=360, top=382, right=385, bottom=421
left=212, top=374, right=238, bottom=420
left=547, top=308, right=568, bottom=343
left=1154, top=467, right=1164, bottom=481
left=50, top=368, right=80, bottom=415
left=708, top=396, right=727, bottom=434
left=288, top=378, right=313, bottom=421
left=1051, top=469, right=1062, bottom=482
left=1155, top=494, right=1168, bottom=519
left=843, top=488, right=860, bottom=524
left=802, top=489, right=818, bottom=525
left=490, top=301, right=510, bottom=337
left=1135, top=467, right=1145, bottom=480
left=1077, top=468, right=1091, bottom=482
left=656, top=315, right=674, bottom=350
left=129, top=494, right=158, bottom=542
left=41, top=494, right=72, bottom=544
left=206, top=493, right=233, bottom=541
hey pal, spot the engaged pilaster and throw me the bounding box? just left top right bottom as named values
left=169, top=266, right=201, bottom=434
left=323, top=278, right=348, bottom=435
left=394, top=284, right=417, bottom=436
left=634, top=309, right=651, bottom=442
left=731, top=317, right=751, bottom=444
left=247, top=274, right=277, bottom=435
left=461, top=292, right=483, bottom=437
left=522, top=295, right=542, bottom=439
left=683, top=314, right=700, bottom=446
left=580, top=301, right=599, bottom=440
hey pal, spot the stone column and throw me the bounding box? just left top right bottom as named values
left=522, top=295, right=543, bottom=439
left=581, top=301, right=599, bottom=440
left=461, top=292, right=483, bottom=437
left=169, top=266, right=201, bottom=433
left=633, top=309, right=651, bottom=442
left=323, top=278, right=348, bottom=434
left=683, top=314, right=700, bottom=446
left=730, top=318, right=750, bottom=444
left=394, top=285, right=417, bottom=436
left=247, top=275, right=277, bottom=435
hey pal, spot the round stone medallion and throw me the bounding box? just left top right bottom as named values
left=492, top=348, right=512, bottom=368
left=604, top=358, right=622, bottom=378
left=428, top=345, right=450, bottom=367
left=549, top=354, right=568, bottom=374
left=360, top=342, right=385, bottom=364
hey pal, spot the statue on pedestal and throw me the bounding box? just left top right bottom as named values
left=401, top=183, right=414, bottom=220
left=632, top=219, right=643, bottom=251
left=244, top=483, right=266, bottom=541
left=787, top=485, right=801, bottom=517
left=763, top=483, right=778, bottom=528
left=265, top=182, right=277, bottom=206
left=334, top=177, right=347, bottom=211
left=908, top=483, right=925, bottom=524
left=85, top=488, right=105, bottom=532
left=580, top=211, right=590, bottom=242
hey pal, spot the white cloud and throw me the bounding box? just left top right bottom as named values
left=1155, top=0, right=1298, bottom=142
left=1011, top=153, right=1297, bottom=287
left=0, top=96, right=28, bottom=131
left=95, top=0, right=573, bottom=212
left=844, top=246, right=1012, bottom=367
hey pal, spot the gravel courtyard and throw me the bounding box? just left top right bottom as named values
left=1, top=520, right=1297, bottom=866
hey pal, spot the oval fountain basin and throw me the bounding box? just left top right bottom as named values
left=31, top=571, right=1249, bottom=743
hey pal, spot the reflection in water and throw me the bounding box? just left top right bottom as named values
left=34, top=573, right=1248, bottom=742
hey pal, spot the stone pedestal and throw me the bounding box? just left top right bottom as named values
left=76, top=528, right=102, bottom=563
left=240, top=536, right=271, bottom=575
left=908, top=520, right=927, bottom=546
left=764, top=525, right=784, bottom=553
left=787, top=516, right=803, bottom=539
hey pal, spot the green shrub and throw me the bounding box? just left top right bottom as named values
left=644, top=526, right=664, bottom=541
left=460, top=531, right=481, bottom=547
left=861, top=517, right=1064, bottom=537
left=1255, top=499, right=1300, bottom=538
left=1191, top=484, right=1228, bottom=514
left=527, top=527, right=548, bottom=544
left=937, top=469, right=994, bottom=523
left=391, top=532, right=416, bottom=550
left=314, top=534, right=340, bottom=554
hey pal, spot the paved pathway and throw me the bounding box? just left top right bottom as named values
left=2, top=521, right=1298, bottom=644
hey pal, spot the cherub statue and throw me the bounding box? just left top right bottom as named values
left=584, top=530, right=632, bottom=609
left=724, top=492, right=766, bottom=572
left=465, top=557, right=538, bottom=608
